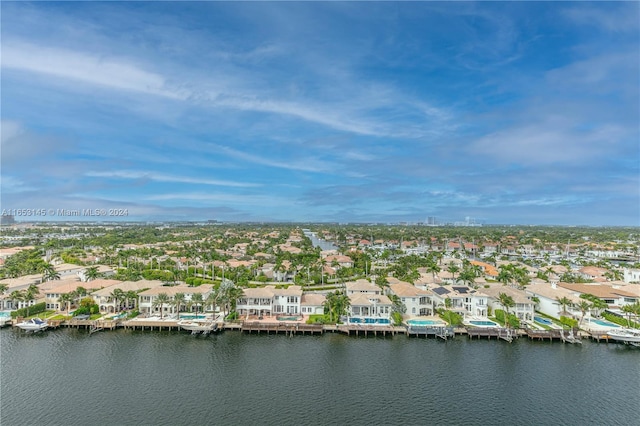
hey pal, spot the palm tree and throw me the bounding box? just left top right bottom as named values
left=125, top=290, right=138, bottom=310
left=9, top=290, right=24, bottom=312
left=191, top=293, right=204, bottom=316
left=173, top=292, right=186, bottom=318
left=226, top=287, right=244, bottom=316
left=375, top=274, right=389, bottom=294
left=323, top=290, right=350, bottom=323
left=497, top=292, right=515, bottom=328
left=530, top=296, right=540, bottom=312
left=58, top=293, right=74, bottom=314
left=447, top=262, right=460, bottom=283
left=205, top=289, right=220, bottom=318
left=576, top=300, right=592, bottom=326
left=23, top=285, right=39, bottom=317
left=458, top=268, right=477, bottom=288
left=153, top=293, right=171, bottom=319
left=0, top=284, right=8, bottom=296
left=110, top=288, right=125, bottom=312
left=555, top=296, right=573, bottom=317
left=426, top=261, right=440, bottom=280
left=41, top=262, right=59, bottom=282
left=497, top=265, right=512, bottom=287
left=84, top=266, right=100, bottom=281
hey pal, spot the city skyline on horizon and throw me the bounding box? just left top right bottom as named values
left=2, top=2, right=639, bottom=226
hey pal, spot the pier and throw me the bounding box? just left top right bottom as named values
left=467, top=327, right=518, bottom=342
left=335, top=324, right=404, bottom=337
left=407, top=326, right=454, bottom=340
left=241, top=321, right=324, bottom=335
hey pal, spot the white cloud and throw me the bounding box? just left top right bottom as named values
left=144, top=192, right=287, bottom=206
left=2, top=41, right=185, bottom=99
left=86, top=170, right=260, bottom=188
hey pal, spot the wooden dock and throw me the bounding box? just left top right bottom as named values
left=466, top=327, right=518, bottom=342
left=122, top=319, right=180, bottom=331
left=525, top=328, right=583, bottom=344
left=407, top=326, right=454, bottom=340
left=335, top=324, right=403, bottom=337
left=241, top=321, right=324, bottom=335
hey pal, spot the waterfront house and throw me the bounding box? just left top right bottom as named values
left=387, top=280, right=434, bottom=317
left=301, top=293, right=326, bottom=315
left=347, top=293, right=392, bottom=319
left=623, top=268, right=640, bottom=283
left=138, top=284, right=214, bottom=316
left=556, top=283, right=638, bottom=309
left=525, top=282, right=581, bottom=319
left=42, top=278, right=108, bottom=311
left=92, top=279, right=163, bottom=313
left=482, top=284, right=535, bottom=322
left=430, top=285, right=488, bottom=318
left=345, top=279, right=381, bottom=295
left=236, top=285, right=303, bottom=318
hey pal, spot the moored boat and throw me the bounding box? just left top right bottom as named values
left=606, top=328, right=640, bottom=344
left=16, top=318, right=49, bottom=332
left=177, top=320, right=217, bottom=333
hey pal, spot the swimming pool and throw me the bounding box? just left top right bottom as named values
left=589, top=318, right=620, bottom=328
left=468, top=320, right=499, bottom=327
left=406, top=319, right=445, bottom=326
left=349, top=317, right=391, bottom=325
left=277, top=316, right=301, bottom=321
left=534, top=316, right=553, bottom=326
left=178, top=314, right=207, bottom=320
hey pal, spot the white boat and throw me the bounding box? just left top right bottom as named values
left=16, top=318, right=48, bottom=332
left=606, top=328, right=640, bottom=344
left=177, top=320, right=217, bottom=333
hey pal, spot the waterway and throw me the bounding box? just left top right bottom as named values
left=1, top=329, right=638, bottom=425
left=303, top=229, right=338, bottom=251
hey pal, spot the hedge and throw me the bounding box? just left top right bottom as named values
left=11, top=302, right=47, bottom=318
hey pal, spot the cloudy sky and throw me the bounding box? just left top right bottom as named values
left=1, top=2, right=638, bottom=225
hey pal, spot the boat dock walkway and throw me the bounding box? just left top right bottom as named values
left=407, top=326, right=454, bottom=340
left=467, top=327, right=519, bottom=342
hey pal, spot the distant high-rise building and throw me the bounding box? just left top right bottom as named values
left=0, top=215, right=16, bottom=226
left=425, top=216, right=437, bottom=226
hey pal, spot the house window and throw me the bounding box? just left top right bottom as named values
left=287, top=296, right=298, bottom=303
left=412, top=308, right=415, bottom=314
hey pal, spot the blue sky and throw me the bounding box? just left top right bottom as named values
left=1, top=2, right=638, bottom=225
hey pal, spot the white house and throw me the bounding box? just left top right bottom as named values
left=91, top=279, right=162, bottom=313
left=482, top=284, right=535, bottom=322
left=624, top=269, right=640, bottom=283
left=236, top=285, right=303, bottom=318
left=301, top=293, right=326, bottom=316
left=525, top=282, right=582, bottom=319
left=388, top=281, right=434, bottom=317
left=138, top=284, right=214, bottom=316
left=430, top=286, right=488, bottom=318
left=345, top=279, right=381, bottom=295
left=347, top=293, right=392, bottom=319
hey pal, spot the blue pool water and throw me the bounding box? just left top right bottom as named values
left=179, top=314, right=207, bottom=320
left=469, top=320, right=498, bottom=327
left=406, top=319, right=444, bottom=326
left=534, top=316, right=553, bottom=326
left=589, top=318, right=620, bottom=328
left=349, top=318, right=390, bottom=325
left=0, top=312, right=10, bottom=318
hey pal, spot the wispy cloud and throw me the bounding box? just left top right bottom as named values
left=86, top=170, right=260, bottom=188
left=2, top=41, right=186, bottom=99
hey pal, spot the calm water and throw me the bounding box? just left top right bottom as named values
left=1, top=328, right=638, bottom=425
left=303, top=230, right=338, bottom=251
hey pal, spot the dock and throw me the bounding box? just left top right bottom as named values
left=467, top=327, right=518, bottom=342
left=407, top=326, right=454, bottom=340
left=335, top=324, right=404, bottom=337
left=122, top=319, right=180, bottom=331
left=241, top=321, right=324, bottom=335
